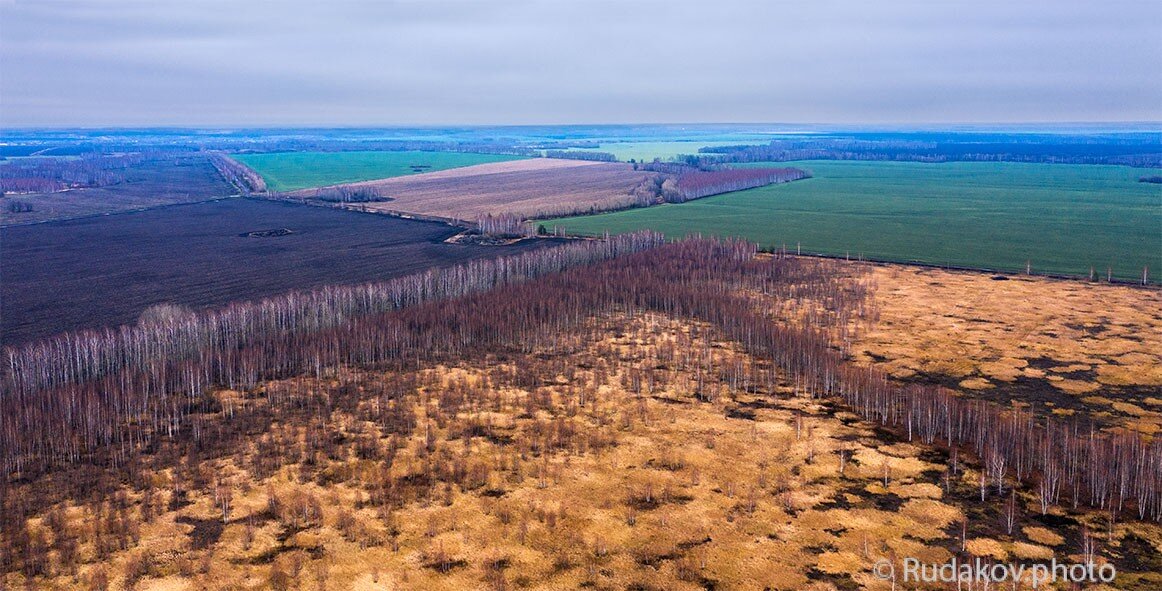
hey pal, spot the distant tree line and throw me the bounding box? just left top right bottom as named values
left=0, top=153, right=148, bottom=194
left=629, top=164, right=809, bottom=204
left=543, top=150, right=618, bottom=162
left=310, top=186, right=391, bottom=203
left=233, top=140, right=538, bottom=157
left=693, top=138, right=1162, bottom=167
left=637, top=161, right=702, bottom=174
left=531, top=139, right=602, bottom=149
left=667, top=167, right=809, bottom=201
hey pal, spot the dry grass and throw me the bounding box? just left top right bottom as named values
left=284, top=159, right=660, bottom=221
left=851, top=264, right=1162, bottom=435
left=9, top=266, right=1162, bottom=591
left=8, top=313, right=983, bottom=591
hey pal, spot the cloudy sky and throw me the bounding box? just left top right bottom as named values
left=2, top=0, right=1160, bottom=127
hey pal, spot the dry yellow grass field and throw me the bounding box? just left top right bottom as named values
left=11, top=309, right=1161, bottom=591
left=852, top=265, right=1162, bottom=436
left=7, top=261, right=1162, bottom=591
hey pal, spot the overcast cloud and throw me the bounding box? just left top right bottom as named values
left=1, top=0, right=1159, bottom=127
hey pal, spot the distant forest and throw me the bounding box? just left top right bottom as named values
left=694, top=133, right=1162, bottom=167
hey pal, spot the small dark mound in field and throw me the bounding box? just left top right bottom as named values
left=240, top=228, right=295, bottom=238
left=991, top=275, right=1009, bottom=281
left=176, top=515, right=225, bottom=550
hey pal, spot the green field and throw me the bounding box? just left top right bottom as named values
left=545, top=161, right=1162, bottom=281
left=233, top=150, right=525, bottom=192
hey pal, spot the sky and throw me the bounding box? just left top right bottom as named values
left=2, top=0, right=1160, bottom=128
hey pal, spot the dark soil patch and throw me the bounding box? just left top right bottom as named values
left=240, top=228, right=295, bottom=238
left=677, top=536, right=713, bottom=550
left=814, top=490, right=856, bottom=511
left=1065, top=321, right=1109, bottom=336
left=832, top=484, right=905, bottom=511
left=806, top=567, right=861, bottom=591
left=871, top=492, right=906, bottom=511
left=733, top=398, right=781, bottom=410
left=1112, top=534, right=1162, bottom=575
left=425, top=557, right=468, bottom=573
left=1025, top=356, right=1061, bottom=370
left=176, top=515, right=225, bottom=550
left=725, top=407, right=756, bottom=421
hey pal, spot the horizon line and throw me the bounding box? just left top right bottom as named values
left=5, top=121, right=1161, bottom=133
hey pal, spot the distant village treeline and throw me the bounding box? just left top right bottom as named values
left=0, top=153, right=150, bottom=194
left=693, top=135, right=1162, bottom=167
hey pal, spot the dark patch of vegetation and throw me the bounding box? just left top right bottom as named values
left=814, top=490, right=855, bottom=511
left=544, top=150, right=618, bottom=162
left=724, top=407, right=756, bottom=421
left=311, top=186, right=393, bottom=203
left=806, top=567, right=861, bottom=591
left=1112, top=534, right=1162, bottom=574
left=5, top=200, right=33, bottom=214
left=175, top=516, right=225, bottom=551
left=1065, top=321, right=1109, bottom=336
left=240, top=228, right=295, bottom=238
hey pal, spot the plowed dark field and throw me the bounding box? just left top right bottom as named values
left=1, top=198, right=554, bottom=346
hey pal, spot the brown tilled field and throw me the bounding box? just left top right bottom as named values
left=285, top=159, right=660, bottom=221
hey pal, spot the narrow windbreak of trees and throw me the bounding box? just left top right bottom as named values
left=4, top=200, right=33, bottom=214
left=669, top=168, right=809, bottom=202
left=543, top=150, right=618, bottom=162
left=207, top=153, right=267, bottom=194
left=2, top=235, right=1158, bottom=524
left=311, top=186, right=390, bottom=203
left=476, top=213, right=526, bottom=237
left=630, top=162, right=809, bottom=204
